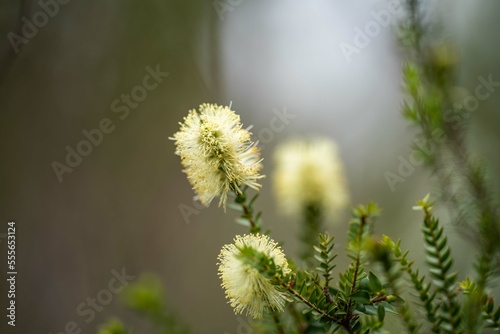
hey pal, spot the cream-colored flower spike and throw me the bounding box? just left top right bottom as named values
left=273, top=137, right=349, bottom=220
left=171, top=104, right=263, bottom=208
left=217, top=234, right=291, bottom=319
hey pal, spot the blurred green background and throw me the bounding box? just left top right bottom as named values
left=0, top=0, right=499, bottom=333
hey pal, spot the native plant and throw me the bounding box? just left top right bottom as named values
left=99, top=0, right=499, bottom=332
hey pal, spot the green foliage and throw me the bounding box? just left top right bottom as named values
left=313, top=232, right=337, bottom=287
left=268, top=204, right=402, bottom=334
left=224, top=169, right=493, bottom=334
left=98, top=318, right=130, bottom=334
left=369, top=195, right=499, bottom=334
left=483, top=297, right=500, bottom=331
left=301, top=204, right=324, bottom=264
left=105, top=1, right=500, bottom=333
left=237, top=244, right=291, bottom=284
left=368, top=239, right=419, bottom=334
left=417, top=200, right=461, bottom=333
left=122, top=274, right=165, bottom=316
left=97, top=274, right=189, bottom=334
left=241, top=193, right=498, bottom=334
left=371, top=196, right=463, bottom=333
left=381, top=235, right=439, bottom=333
left=230, top=186, right=264, bottom=234
left=398, top=1, right=500, bottom=332
left=400, top=0, right=500, bottom=256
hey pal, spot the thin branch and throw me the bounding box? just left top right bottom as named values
left=282, top=282, right=336, bottom=323
left=343, top=214, right=367, bottom=330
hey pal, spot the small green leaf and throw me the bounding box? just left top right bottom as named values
left=364, top=305, right=377, bottom=315
left=493, top=305, right=500, bottom=320
left=227, top=203, right=243, bottom=212
left=350, top=290, right=370, bottom=304
left=302, top=308, right=313, bottom=314
left=377, top=304, right=386, bottom=322
left=235, top=218, right=250, bottom=227
left=369, top=271, right=383, bottom=292
left=381, top=301, right=397, bottom=314
left=248, top=193, right=259, bottom=207
left=313, top=245, right=322, bottom=253
left=314, top=255, right=324, bottom=262
left=387, top=295, right=405, bottom=307
left=355, top=302, right=366, bottom=313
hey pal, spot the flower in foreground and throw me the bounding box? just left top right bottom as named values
left=273, top=137, right=349, bottom=221
left=171, top=104, right=263, bottom=208
left=217, top=234, right=291, bottom=318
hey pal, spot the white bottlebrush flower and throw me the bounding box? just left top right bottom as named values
left=217, top=234, right=291, bottom=319
left=171, top=104, right=263, bottom=208
left=273, top=137, right=349, bottom=220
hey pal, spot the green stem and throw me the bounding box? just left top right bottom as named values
left=423, top=210, right=460, bottom=333
left=305, top=271, right=334, bottom=304
left=376, top=252, right=420, bottom=334
left=234, top=189, right=261, bottom=234
left=300, top=204, right=322, bottom=262
left=343, top=215, right=366, bottom=331
left=401, top=262, right=439, bottom=332
left=281, top=282, right=336, bottom=323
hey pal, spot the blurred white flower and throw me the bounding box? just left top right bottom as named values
left=171, top=104, right=263, bottom=208
left=217, top=234, right=291, bottom=319
left=273, top=137, right=349, bottom=220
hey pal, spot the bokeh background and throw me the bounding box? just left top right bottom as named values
left=1, top=0, right=499, bottom=333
